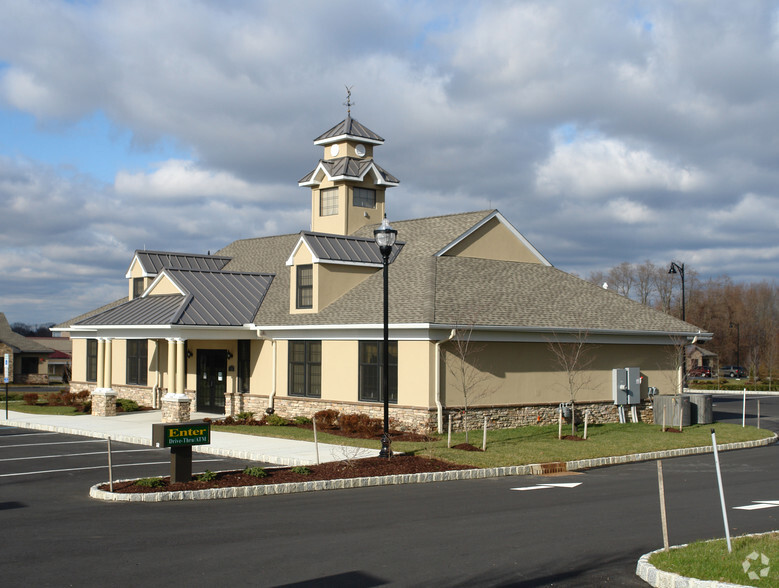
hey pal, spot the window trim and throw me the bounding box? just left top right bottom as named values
left=358, top=341, right=398, bottom=403
left=296, top=264, right=313, bottom=309
left=86, top=339, right=98, bottom=382
left=237, top=340, right=251, bottom=394
left=353, top=187, right=376, bottom=208
left=320, top=187, right=338, bottom=216
left=288, top=340, right=321, bottom=398
left=126, top=339, right=148, bottom=386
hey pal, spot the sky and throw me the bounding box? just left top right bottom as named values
left=1, top=0, right=778, bottom=326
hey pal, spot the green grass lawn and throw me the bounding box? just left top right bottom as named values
left=213, top=421, right=774, bottom=468
left=650, top=533, right=779, bottom=587
left=5, top=400, right=83, bottom=416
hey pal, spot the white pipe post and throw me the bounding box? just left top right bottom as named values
left=107, top=437, right=114, bottom=492
left=711, top=428, right=732, bottom=553
left=742, top=390, right=746, bottom=427
left=558, top=404, right=563, bottom=439
left=583, top=410, right=590, bottom=440
left=482, top=416, right=487, bottom=450
left=757, top=399, right=761, bottom=429
left=313, top=418, right=320, bottom=465
left=447, top=413, right=452, bottom=448
left=657, top=460, right=669, bottom=552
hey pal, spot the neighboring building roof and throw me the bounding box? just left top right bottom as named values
left=29, top=337, right=72, bottom=356
left=287, top=232, right=404, bottom=267
left=298, top=157, right=399, bottom=187
left=76, top=269, right=274, bottom=327
left=0, top=313, right=52, bottom=353
left=314, top=116, right=384, bottom=145
left=126, top=250, right=231, bottom=278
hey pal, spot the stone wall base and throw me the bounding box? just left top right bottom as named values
left=162, top=394, right=191, bottom=423
left=16, top=374, right=49, bottom=385
left=224, top=395, right=654, bottom=434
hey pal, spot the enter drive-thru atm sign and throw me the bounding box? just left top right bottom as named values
left=152, top=422, right=211, bottom=448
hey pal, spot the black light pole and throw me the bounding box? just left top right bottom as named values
left=668, top=262, right=686, bottom=390
left=729, top=322, right=740, bottom=368
left=374, top=216, right=397, bottom=459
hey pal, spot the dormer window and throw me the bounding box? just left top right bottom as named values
left=353, top=187, right=376, bottom=208
left=133, top=277, right=145, bottom=298
left=320, top=188, right=338, bottom=216
left=296, top=265, right=313, bottom=309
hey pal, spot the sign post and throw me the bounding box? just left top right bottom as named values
left=152, top=421, right=211, bottom=483
left=4, top=353, right=9, bottom=419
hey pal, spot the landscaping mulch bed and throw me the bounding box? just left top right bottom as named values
left=100, top=455, right=474, bottom=494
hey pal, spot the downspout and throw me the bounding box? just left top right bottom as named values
left=435, top=329, right=457, bottom=433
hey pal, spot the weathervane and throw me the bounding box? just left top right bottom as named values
left=344, top=85, right=354, bottom=115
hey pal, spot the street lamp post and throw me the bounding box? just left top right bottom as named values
left=668, top=262, right=686, bottom=391
left=374, top=216, right=397, bottom=459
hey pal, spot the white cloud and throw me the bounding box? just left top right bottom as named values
left=535, top=135, right=706, bottom=198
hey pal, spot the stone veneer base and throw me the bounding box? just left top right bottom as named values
left=89, top=433, right=776, bottom=502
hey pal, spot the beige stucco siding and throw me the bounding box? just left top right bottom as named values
left=71, top=338, right=87, bottom=382
left=147, top=275, right=183, bottom=296
left=397, top=340, right=435, bottom=407
left=440, top=341, right=676, bottom=408
left=444, top=217, right=542, bottom=263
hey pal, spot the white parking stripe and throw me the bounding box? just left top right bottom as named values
left=1, top=439, right=108, bottom=449
left=0, top=459, right=226, bottom=478
left=0, top=448, right=158, bottom=462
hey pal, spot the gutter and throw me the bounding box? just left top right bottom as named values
left=435, top=329, right=457, bottom=434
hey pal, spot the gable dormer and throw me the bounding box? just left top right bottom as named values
left=124, top=250, right=232, bottom=299
left=299, top=115, right=399, bottom=236
left=435, top=211, right=552, bottom=265
left=286, top=231, right=403, bottom=314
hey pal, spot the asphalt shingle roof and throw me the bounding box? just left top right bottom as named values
left=0, top=313, right=52, bottom=353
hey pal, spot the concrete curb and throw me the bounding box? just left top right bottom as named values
left=636, top=531, right=778, bottom=587
left=89, top=433, right=777, bottom=502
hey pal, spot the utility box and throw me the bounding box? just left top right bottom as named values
left=613, top=367, right=641, bottom=405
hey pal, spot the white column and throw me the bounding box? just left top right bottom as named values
left=96, top=338, right=105, bottom=389
left=175, top=339, right=186, bottom=397
left=104, top=338, right=113, bottom=391
left=166, top=338, right=176, bottom=397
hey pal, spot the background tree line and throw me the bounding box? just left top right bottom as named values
left=588, top=262, right=778, bottom=380
left=11, top=322, right=56, bottom=337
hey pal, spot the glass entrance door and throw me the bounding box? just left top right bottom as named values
left=196, top=350, right=227, bottom=413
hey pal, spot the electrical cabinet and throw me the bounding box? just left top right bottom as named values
left=612, top=367, right=641, bottom=405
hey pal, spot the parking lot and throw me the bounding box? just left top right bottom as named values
left=0, top=425, right=266, bottom=505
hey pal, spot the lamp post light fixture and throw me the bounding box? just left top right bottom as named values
left=374, top=215, right=397, bottom=459
left=668, top=261, right=687, bottom=391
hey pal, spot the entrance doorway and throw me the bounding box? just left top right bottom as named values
left=196, top=350, right=227, bottom=413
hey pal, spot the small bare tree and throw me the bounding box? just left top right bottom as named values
left=444, top=323, right=495, bottom=445
left=546, top=331, right=596, bottom=437
left=660, top=336, right=687, bottom=395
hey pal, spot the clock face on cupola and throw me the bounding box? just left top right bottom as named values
left=298, top=92, right=399, bottom=236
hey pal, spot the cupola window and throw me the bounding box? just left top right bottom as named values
left=353, top=187, right=376, bottom=208
left=320, top=188, right=338, bottom=216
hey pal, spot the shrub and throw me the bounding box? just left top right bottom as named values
left=339, top=413, right=383, bottom=436
left=236, top=411, right=254, bottom=421
left=243, top=466, right=268, bottom=478
left=47, top=393, right=64, bottom=406
left=291, top=466, right=312, bottom=475
left=314, top=409, right=340, bottom=429
left=197, top=470, right=217, bottom=482
left=265, top=413, right=289, bottom=426
left=76, top=390, right=90, bottom=401
left=293, top=416, right=312, bottom=425
left=23, top=393, right=39, bottom=405
left=116, top=398, right=139, bottom=412
left=59, top=392, right=77, bottom=406
left=135, top=477, right=165, bottom=488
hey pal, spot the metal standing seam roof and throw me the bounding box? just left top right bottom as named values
left=298, top=157, right=399, bottom=185
left=314, top=116, right=384, bottom=144
left=134, top=250, right=232, bottom=274
left=75, top=270, right=275, bottom=327
left=299, top=232, right=404, bottom=265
